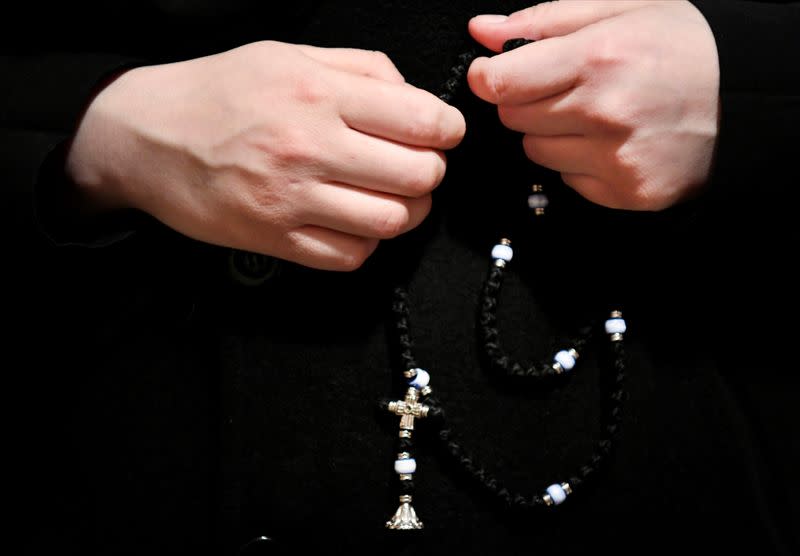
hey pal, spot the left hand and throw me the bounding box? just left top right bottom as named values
left=468, top=0, right=720, bottom=210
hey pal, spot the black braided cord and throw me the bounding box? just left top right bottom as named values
left=388, top=284, right=626, bottom=509
left=479, top=264, right=593, bottom=379
left=381, top=36, right=626, bottom=516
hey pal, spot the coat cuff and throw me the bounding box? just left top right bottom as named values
left=34, top=138, right=150, bottom=248
left=2, top=54, right=151, bottom=247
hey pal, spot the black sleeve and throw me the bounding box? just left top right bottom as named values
left=0, top=52, right=148, bottom=250
left=689, top=0, right=800, bottom=221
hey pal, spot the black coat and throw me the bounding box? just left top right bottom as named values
left=3, top=1, right=799, bottom=554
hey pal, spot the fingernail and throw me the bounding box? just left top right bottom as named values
left=472, top=14, right=508, bottom=24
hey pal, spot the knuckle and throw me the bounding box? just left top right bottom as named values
left=526, top=3, right=556, bottom=34
left=405, top=156, right=445, bottom=195
left=611, top=145, right=648, bottom=186
left=626, top=179, right=668, bottom=211
left=612, top=96, right=643, bottom=128
left=338, top=239, right=377, bottom=271
left=291, top=73, right=331, bottom=105
left=416, top=194, right=433, bottom=222
left=271, top=129, right=321, bottom=167
left=578, top=39, right=640, bottom=126
left=245, top=40, right=278, bottom=57
left=521, top=135, right=541, bottom=162
left=484, top=66, right=508, bottom=103
left=584, top=92, right=639, bottom=130
left=627, top=188, right=658, bottom=211
left=582, top=92, right=611, bottom=126
left=497, top=105, right=516, bottom=129
left=561, top=172, right=584, bottom=195
left=371, top=201, right=411, bottom=238
left=407, top=106, right=446, bottom=144
left=585, top=33, right=627, bottom=71
left=370, top=50, right=395, bottom=70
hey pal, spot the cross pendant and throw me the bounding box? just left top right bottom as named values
left=387, top=387, right=429, bottom=430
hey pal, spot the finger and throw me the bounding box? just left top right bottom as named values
left=299, top=182, right=432, bottom=239
left=560, top=172, right=623, bottom=209
left=498, top=91, right=589, bottom=136
left=283, top=226, right=380, bottom=271
left=327, top=127, right=447, bottom=198
left=338, top=73, right=466, bottom=149
left=467, top=36, right=581, bottom=105
left=522, top=134, right=598, bottom=175
left=295, top=44, right=405, bottom=83
left=469, top=1, right=655, bottom=51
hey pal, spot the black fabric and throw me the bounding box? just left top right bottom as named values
left=0, top=50, right=148, bottom=245
left=3, top=1, right=799, bottom=555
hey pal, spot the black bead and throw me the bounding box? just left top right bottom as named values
left=502, top=38, right=535, bottom=53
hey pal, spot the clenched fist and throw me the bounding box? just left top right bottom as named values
left=468, top=0, right=720, bottom=210
left=66, top=41, right=465, bottom=270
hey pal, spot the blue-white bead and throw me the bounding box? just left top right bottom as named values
left=409, top=369, right=430, bottom=389
left=491, top=244, right=513, bottom=262
left=605, top=318, right=627, bottom=335
left=527, top=193, right=549, bottom=209
left=394, top=458, right=417, bottom=474
left=554, top=350, right=576, bottom=372
left=546, top=483, right=567, bottom=505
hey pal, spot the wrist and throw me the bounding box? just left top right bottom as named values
left=64, top=66, right=150, bottom=214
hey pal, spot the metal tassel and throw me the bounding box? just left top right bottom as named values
left=385, top=495, right=424, bottom=530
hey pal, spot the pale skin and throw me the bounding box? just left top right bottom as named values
left=66, top=0, right=720, bottom=270
left=468, top=0, right=720, bottom=211
left=66, top=41, right=466, bottom=271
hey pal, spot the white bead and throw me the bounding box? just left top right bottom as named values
left=546, top=483, right=567, bottom=505
left=394, top=458, right=417, bottom=474
left=554, top=350, right=576, bottom=371
left=527, top=193, right=549, bottom=209
left=410, top=369, right=430, bottom=389
left=605, top=318, right=627, bottom=335
left=491, top=244, right=513, bottom=262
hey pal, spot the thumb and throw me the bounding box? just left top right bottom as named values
left=469, top=0, right=657, bottom=52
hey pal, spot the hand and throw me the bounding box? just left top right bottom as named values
left=66, top=41, right=465, bottom=270
left=468, top=0, right=719, bottom=210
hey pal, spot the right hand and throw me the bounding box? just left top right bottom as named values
left=65, top=41, right=465, bottom=270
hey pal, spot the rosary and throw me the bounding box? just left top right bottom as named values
left=379, top=40, right=629, bottom=530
